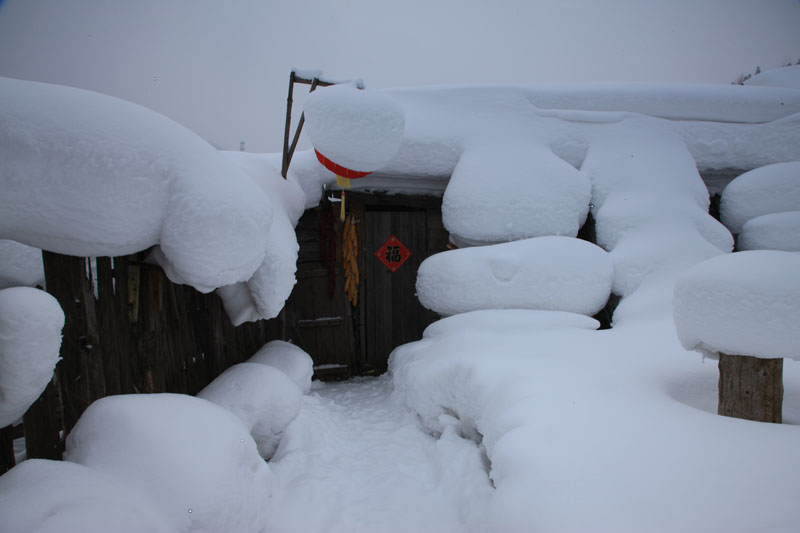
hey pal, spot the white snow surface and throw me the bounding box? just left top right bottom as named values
left=738, top=211, right=800, bottom=251
left=389, top=307, right=800, bottom=531
left=720, top=161, right=800, bottom=234
left=263, top=376, right=494, bottom=533
left=0, top=240, right=43, bottom=290
left=673, top=251, right=800, bottom=360
left=442, top=142, right=590, bottom=243
left=64, top=393, right=273, bottom=533
left=417, top=236, right=612, bottom=317
left=0, top=459, right=171, bottom=533
left=745, top=65, right=800, bottom=90
left=198, top=362, right=302, bottom=458
left=304, top=84, right=405, bottom=173
left=248, top=340, right=314, bottom=394
left=0, top=287, right=63, bottom=427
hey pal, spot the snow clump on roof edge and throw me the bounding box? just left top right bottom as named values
left=673, top=250, right=800, bottom=360
left=442, top=142, right=590, bottom=243
left=0, top=77, right=277, bottom=296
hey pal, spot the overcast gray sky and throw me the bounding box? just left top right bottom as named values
left=1, top=0, right=799, bottom=152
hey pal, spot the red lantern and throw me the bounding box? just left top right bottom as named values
left=314, top=149, right=373, bottom=220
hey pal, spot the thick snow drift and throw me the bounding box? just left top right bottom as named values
left=0, top=240, right=43, bottom=289
left=745, top=65, right=800, bottom=90
left=198, top=362, right=302, bottom=458
left=248, top=340, right=314, bottom=394
left=442, top=142, right=590, bottom=244
left=0, top=459, right=171, bottom=533
left=416, top=236, right=612, bottom=317
left=720, top=161, right=800, bottom=234
left=738, top=211, right=800, bottom=251
left=0, top=287, right=64, bottom=427
left=304, top=84, right=405, bottom=173
left=673, top=251, right=800, bottom=360
left=64, top=393, right=272, bottom=533
left=0, top=76, right=280, bottom=296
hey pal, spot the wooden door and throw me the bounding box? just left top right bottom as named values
left=362, top=207, right=443, bottom=373
left=287, top=206, right=354, bottom=379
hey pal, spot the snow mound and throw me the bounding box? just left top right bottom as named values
left=304, top=84, right=405, bottom=173
left=0, top=287, right=63, bottom=427
left=423, top=309, right=599, bottom=339
left=720, top=161, right=800, bottom=234
left=609, top=222, right=725, bottom=297
left=0, top=76, right=277, bottom=295
left=673, top=251, right=800, bottom=360
left=745, top=65, right=800, bottom=90
left=442, top=142, right=590, bottom=243
left=0, top=240, right=43, bottom=289
left=0, top=459, right=171, bottom=533
left=248, top=340, right=314, bottom=395
left=64, top=393, right=272, bottom=533
left=198, top=362, right=302, bottom=458
left=416, top=236, right=613, bottom=317
left=738, top=211, right=800, bottom=251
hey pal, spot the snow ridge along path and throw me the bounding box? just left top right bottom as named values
left=264, top=376, right=494, bottom=533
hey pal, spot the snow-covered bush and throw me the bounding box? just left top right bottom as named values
left=737, top=211, right=800, bottom=251
left=442, top=142, right=591, bottom=244
left=248, top=340, right=314, bottom=394
left=198, top=362, right=302, bottom=458
left=720, top=161, right=800, bottom=234
left=673, top=251, right=800, bottom=360
left=0, top=287, right=64, bottom=427
left=64, top=393, right=273, bottom=533
left=0, top=459, right=171, bottom=533
left=416, top=236, right=613, bottom=317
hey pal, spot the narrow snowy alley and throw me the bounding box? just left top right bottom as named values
left=263, top=375, right=494, bottom=533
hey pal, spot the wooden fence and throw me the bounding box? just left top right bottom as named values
left=1, top=249, right=281, bottom=473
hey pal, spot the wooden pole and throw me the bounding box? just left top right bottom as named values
left=281, top=71, right=296, bottom=179
left=718, top=353, right=783, bottom=423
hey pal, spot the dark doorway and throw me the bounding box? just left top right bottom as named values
left=286, top=194, right=448, bottom=378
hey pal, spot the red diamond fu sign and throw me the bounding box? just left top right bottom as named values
left=375, top=235, right=412, bottom=272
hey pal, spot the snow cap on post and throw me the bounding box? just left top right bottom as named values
left=673, top=250, right=800, bottom=360
left=303, top=84, right=406, bottom=175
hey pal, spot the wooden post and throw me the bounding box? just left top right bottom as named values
left=1, top=424, right=16, bottom=474
left=718, top=353, right=783, bottom=423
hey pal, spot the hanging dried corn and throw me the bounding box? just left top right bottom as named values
left=342, top=213, right=359, bottom=306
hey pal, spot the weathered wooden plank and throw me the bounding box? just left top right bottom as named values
left=22, top=379, right=62, bottom=460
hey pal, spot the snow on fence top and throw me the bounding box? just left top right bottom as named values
left=720, top=161, right=800, bottom=234
left=673, top=251, right=800, bottom=360
left=0, top=77, right=302, bottom=322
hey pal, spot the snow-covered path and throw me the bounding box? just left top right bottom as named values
left=264, top=376, right=494, bottom=532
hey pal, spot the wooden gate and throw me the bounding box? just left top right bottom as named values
left=287, top=193, right=448, bottom=378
